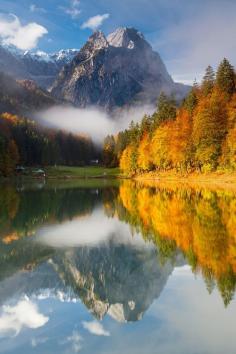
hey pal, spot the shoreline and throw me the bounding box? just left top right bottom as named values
left=1, top=169, right=236, bottom=191
left=132, top=171, right=236, bottom=191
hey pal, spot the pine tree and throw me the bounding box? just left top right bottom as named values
left=183, top=88, right=198, bottom=115
left=102, top=135, right=117, bottom=167
left=202, top=65, right=215, bottom=96
left=154, top=92, right=177, bottom=126
left=216, top=58, right=235, bottom=95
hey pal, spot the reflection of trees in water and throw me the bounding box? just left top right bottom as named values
left=1, top=181, right=236, bottom=310
left=0, top=184, right=176, bottom=323
left=114, top=181, right=236, bottom=306
left=0, top=184, right=110, bottom=244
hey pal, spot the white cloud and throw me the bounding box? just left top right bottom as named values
left=36, top=208, right=150, bottom=249
left=81, top=14, right=110, bottom=31
left=31, top=336, right=48, bottom=347
left=64, top=0, right=81, bottom=19
left=30, top=4, right=46, bottom=13
left=0, top=14, right=48, bottom=50
left=171, top=265, right=192, bottom=277
left=0, top=298, right=49, bottom=337
left=66, top=331, right=83, bottom=353
left=82, top=320, right=110, bottom=336
left=149, top=275, right=236, bottom=354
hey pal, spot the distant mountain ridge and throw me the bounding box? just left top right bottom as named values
left=0, top=27, right=190, bottom=112
left=0, top=72, right=56, bottom=114
left=0, top=44, right=79, bottom=89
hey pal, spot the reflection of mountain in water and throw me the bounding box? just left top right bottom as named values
left=52, top=244, right=174, bottom=322
left=0, top=239, right=175, bottom=322
left=5, top=179, right=236, bottom=320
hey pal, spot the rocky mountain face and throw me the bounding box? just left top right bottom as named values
left=0, top=44, right=79, bottom=89
left=0, top=27, right=189, bottom=111
left=51, top=28, right=189, bottom=109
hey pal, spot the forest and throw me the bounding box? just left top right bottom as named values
left=1, top=57, right=236, bottom=178
left=0, top=113, right=95, bottom=176
left=105, top=180, right=236, bottom=307
left=103, top=58, right=236, bottom=175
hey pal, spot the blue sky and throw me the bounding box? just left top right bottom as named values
left=0, top=0, right=236, bottom=83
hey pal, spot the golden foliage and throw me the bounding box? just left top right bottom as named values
left=118, top=181, right=236, bottom=286
left=137, top=133, right=152, bottom=171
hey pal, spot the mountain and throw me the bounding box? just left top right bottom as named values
left=21, top=49, right=79, bottom=89
left=0, top=44, right=79, bottom=89
left=0, top=45, right=29, bottom=79
left=0, top=72, right=56, bottom=114
left=0, top=28, right=190, bottom=111
left=51, top=28, right=190, bottom=110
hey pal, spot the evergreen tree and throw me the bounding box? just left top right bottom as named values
left=183, top=88, right=198, bottom=115
left=154, top=92, right=177, bottom=126
left=202, top=65, right=215, bottom=96
left=114, top=131, right=129, bottom=160
left=216, top=58, right=235, bottom=95
left=102, top=135, right=117, bottom=167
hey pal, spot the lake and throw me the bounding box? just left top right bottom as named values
left=0, top=179, right=236, bottom=354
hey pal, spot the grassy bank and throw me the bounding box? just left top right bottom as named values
left=45, top=166, right=120, bottom=179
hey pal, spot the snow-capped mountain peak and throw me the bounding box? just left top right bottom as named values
left=2, top=42, right=79, bottom=65
left=50, top=49, right=80, bottom=64
left=24, top=50, right=54, bottom=63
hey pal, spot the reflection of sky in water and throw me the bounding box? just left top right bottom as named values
left=1, top=183, right=236, bottom=354
left=0, top=266, right=236, bottom=354
left=36, top=208, right=150, bottom=248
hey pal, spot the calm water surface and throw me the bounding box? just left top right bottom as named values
left=0, top=179, right=236, bottom=354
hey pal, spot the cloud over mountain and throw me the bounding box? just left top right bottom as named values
left=0, top=13, right=47, bottom=50
left=81, top=14, right=110, bottom=30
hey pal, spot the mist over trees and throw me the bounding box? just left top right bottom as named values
left=103, top=58, right=236, bottom=174
left=0, top=113, right=95, bottom=176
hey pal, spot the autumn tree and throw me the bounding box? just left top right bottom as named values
left=137, top=133, right=152, bottom=171
left=192, top=89, right=227, bottom=170
left=219, top=93, right=236, bottom=169
left=151, top=121, right=174, bottom=170
left=169, top=109, right=193, bottom=171
left=120, top=145, right=136, bottom=175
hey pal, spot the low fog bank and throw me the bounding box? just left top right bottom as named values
left=33, top=104, right=155, bottom=144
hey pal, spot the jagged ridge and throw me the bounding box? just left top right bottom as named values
left=51, top=27, right=190, bottom=109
